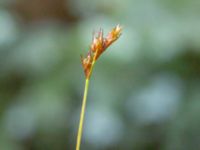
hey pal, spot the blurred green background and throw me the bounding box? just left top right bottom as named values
left=0, top=0, right=200, bottom=150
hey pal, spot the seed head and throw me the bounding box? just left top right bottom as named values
left=81, top=25, right=122, bottom=79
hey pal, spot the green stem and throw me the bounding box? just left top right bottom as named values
left=76, top=78, right=90, bottom=150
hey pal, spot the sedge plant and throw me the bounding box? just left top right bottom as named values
left=76, top=25, right=122, bottom=150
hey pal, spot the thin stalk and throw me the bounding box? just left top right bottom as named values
left=76, top=61, right=95, bottom=150
left=76, top=78, right=90, bottom=150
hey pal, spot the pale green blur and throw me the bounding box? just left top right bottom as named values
left=0, top=0, right=200, bottom=150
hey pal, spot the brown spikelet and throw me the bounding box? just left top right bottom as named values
left=104, top=25, right=122, bottom=48
left=81, top=25, right=122, bottom=79
left=81, top=51, right=93, bottom=78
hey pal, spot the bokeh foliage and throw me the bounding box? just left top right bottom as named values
left=0, top=0, right=200, bottom=150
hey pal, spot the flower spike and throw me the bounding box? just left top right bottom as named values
left=77, top=24, right=122, bottom=150
left=81, top=25, right=122, bottom=79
